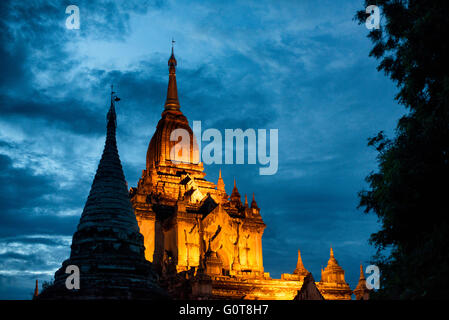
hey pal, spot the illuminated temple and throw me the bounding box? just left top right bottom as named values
left=128, top=48, right=370, bottom=300
left=36, top=48, right=370, bottom=300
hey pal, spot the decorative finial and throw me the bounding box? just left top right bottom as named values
left=244, top=194, right=248, bottom=206
left=219, top=168, right=222, bottom=179
left=110, top=84, right=120, bottom=104
left=108, top=85, right=120, bottom=127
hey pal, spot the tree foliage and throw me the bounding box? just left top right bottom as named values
left=356, top=0, right=449, bottom=299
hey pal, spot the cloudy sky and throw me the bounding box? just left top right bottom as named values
left=0, top=0, right=404, bottom=299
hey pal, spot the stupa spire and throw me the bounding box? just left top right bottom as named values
left=37, top=90, right=167, bottom=299
left=359, top=264, right=365, bottom=280
left=75, top=87, right=138, bottom=233
left=230, top=178, right=241, bottom=205
left=319, top=247, right=352, bottom=299
left=217, top=168, right=225, bottom=192
left=327, top=247, right=339, bottom=266
left=164, top=39, right=180, bottom=111
left=178, top=185, right=184, bottom=201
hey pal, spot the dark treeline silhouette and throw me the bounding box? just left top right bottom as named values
left=356, top=0, right=449, bottom=299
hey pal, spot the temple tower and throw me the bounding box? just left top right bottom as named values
left=230, top=179, right=242, bottom=207
left=353, top=264, right=371, bottom=300
left=317, top=248, right=352, bottom=300
left=281, top=249, right=309, bottom=281
left=37, top=92, right=167, bottom=299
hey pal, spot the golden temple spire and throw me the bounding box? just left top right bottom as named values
left=293, top=249, right=309, bottom=277
left=164, top=40, right=180, bottom=111
left=320, top=247, right=349, bottom=284
left=359, top=264, right=365, bottom=280
left=230, top=178, right=241, bottom=205
left=327, top=247, right=339, bottom=266
left=34, top=279, right=39, bottom=297
left=217, top=169, right=225, bottom=192
left=251, top=192, right=259, bottom=209
left=354, top=264, right=371, bottom=300
left=244, top=194, right=248, bottom=207
left=178, top=185, right=183, bottom=201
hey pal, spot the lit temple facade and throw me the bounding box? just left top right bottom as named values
left=129, top=48, right=368, bottom=300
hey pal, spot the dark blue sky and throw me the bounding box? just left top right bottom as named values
left=0, top=0, right=404, bottom=299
